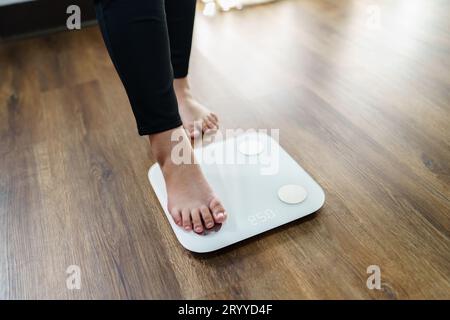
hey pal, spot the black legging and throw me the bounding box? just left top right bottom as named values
left=94, top=0, right=196, bottom=135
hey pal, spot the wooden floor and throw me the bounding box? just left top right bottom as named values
left=0, top=0, right=449, bottom=299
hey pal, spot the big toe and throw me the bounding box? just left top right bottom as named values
left=209, top=197, right=227, bottom=224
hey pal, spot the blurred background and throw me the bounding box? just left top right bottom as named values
left=0, top=0, right=279, bottom=39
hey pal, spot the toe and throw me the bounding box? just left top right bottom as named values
left=204, top=117, right=216, bottom=130
left=181, top=208, right=192, bottom=231
left=169, top=207, right=182, bottom=226
left=202, top=117, right=212, bottom=130
left=210, top=112, right=219, bottom=122
left=209, top=197, right=227, bottom=224
left=200, top=119, right=209, bottom=132
left=191, top=209, right=203, bottom=234
left=208, top=114, right=218, bottom=128
left=200, top=205, right=215, bottom=229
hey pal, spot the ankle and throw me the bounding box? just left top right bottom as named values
left=174, top=77, right=189, bottom=91
left=148, top=126, right=192, bottom=169
left=174, top=77, right=192, bottom=100
left=155, top=150, right=173, bottom=171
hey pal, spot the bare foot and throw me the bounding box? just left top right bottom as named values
left=149, top=127, right=227, bottom=233
left=174, top=77, right=219, bottom=139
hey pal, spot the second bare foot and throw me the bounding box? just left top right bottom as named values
left=174, top=77, right=219, bottom=139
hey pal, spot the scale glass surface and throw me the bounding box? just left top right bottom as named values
left=148, top=132, right=325, bottom=253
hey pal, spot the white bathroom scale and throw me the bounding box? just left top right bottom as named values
left=148, top=132, right=325, bottom=253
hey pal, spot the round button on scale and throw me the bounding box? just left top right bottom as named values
left=278, top=184, right=307, bottom=204
left=239, top=138, right=264, bottom=156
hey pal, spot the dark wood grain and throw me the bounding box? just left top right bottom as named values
left=0, top=0, right=449, bottom=299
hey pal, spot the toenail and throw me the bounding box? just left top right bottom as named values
left=207, top=222, right=214, bottom=228
left=184, top=226, right=191, bottom=230
left=217, top=213, right=224, bottom=219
